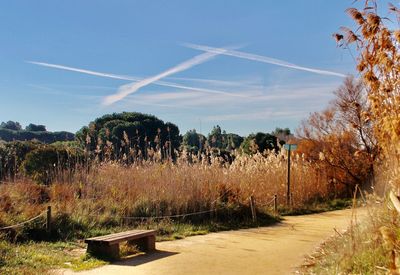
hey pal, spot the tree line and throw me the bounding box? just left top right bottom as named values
left=0, top=121, right=74, bottom=144
left=0, top=112, right=292, bottom=184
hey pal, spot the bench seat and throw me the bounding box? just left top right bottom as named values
left=85, top=229, right=156, bottom=259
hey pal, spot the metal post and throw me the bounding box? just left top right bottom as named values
left=287, top=145, right=291, bottom=206
left=274, top=194, right=278, bottom=214
left=46, top=205, right=51, bottom=233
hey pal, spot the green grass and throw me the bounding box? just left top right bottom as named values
left=0, top=240, right=107, bottom=274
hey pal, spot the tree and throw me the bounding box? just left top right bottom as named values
left=182, top=129, right=206, bottom=153
left=241, top=132, right=278, bottom=155
left=297, top=76, right=376, bottom=194
left=22, top=145, right=83, bottom=185
left=208, top=125, right=223, bottom=149
left=76, top=112, right=180, bottom=161
left=25, top=124, right=47, bottom=132
left=207, top=126, right=244, bottom=152
left=272, top=127, right=293, bottom=144
left=335, top=1, right=400, bottom=158
left=0, top=121, right=22, bottom=131
left=224, top=133, right=244, bottom=151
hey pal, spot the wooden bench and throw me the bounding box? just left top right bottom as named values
left=85, top=229, right=156, bottom=259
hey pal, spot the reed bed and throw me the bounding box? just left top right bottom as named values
left=0, top=149, right=330, bottom=233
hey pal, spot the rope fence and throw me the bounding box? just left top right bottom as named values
left=121, top=193, right=279, bottom=222
left=122, top=209, right=216, bottom=221
left=0, top=211, right=46, bottom=231
left=0, top=192, right=280, bottom=232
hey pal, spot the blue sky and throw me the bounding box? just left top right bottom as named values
left=0, top=1, right=367, bottom=136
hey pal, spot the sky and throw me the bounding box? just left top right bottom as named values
left=0, top=1, right=371, bottom=136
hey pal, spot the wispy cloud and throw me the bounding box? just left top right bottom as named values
left=184, top=43, right=347, bottom=78
left=27, top=59, right=248, bottom=99
left=103, top=50, right=226, bottom=105
left=127, top=81, right=337, bottom=110
left=168, top=76, right=262, bottom=90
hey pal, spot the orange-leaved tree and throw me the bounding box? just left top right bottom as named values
left=297, top=76, right=376, bottom=195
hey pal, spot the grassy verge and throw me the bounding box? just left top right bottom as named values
left=0, top=240, right=108, bottom=274
left=299, top=202, right=396, bottom=274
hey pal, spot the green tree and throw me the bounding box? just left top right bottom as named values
left=223, top=133, right=244, bottom=151
left=76, top=112, right=180, bottom=161
left=182, top=129, right=206, bottom=153
left=271, top=127, right=292, bottom=144
left=25, top=124, right=47, bottom=132
left=208, top=125, right=223, bottom=149
left=207, top=126, right=243, bottom=151
left=241, top=132, right=278, bottom=155
left=0, top=121, right=22, bottom=131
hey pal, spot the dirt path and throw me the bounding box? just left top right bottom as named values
left=63, top=208, right=366, bottom=275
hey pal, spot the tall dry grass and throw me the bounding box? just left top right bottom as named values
left=0, top=149, right=330, bottom=232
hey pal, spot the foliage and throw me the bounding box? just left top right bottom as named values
left=182, top=129, right=206, bottom=154
left=0, top=121, right=22, bottom=131
left=0, top=127, right=74, bottom=144
left=0, top=141, right=39, bottom=181
left=297, top=76, right=376, bottom=194
left=271, top=127, right=292, bottom=144
left=76, top=112, right=180, bottom=161
left=22, top=144, right=84, bottom=184
left=25, top=124, right=46, bottom=132
left=240, top=132, right=279, bottom=155
left=207, top=125, right=224, bottom=149
left=207, top=125, right=244, bottom=151
left=335, top=0, right=400, bottom=185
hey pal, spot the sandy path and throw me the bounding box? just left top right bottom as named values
left=63, top=208, right=365, bottom=275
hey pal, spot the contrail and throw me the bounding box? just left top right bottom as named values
left=27, top=61, right=140, bottom=81
left=27, top=58, right=248, bottom=100
left=103, top=50, right=226, bottom=105
left=184, top=43, right=346, bottom=78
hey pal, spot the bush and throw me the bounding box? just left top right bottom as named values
left=22, top=145, right=84, bottom=184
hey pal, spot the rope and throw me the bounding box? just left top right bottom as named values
left=0, top=212, right=46, bottom=231
left=122, top=209, right=215, bottom=220
left=256, top=196, right=277, bottom=208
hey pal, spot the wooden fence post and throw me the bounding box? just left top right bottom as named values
left=273, top=194, right=278, bottom=215
left=46, top=205, right=52, bottom=233
left=249, top=196, right=257, bottom=223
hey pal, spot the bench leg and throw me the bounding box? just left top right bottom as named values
left=128, top=235, right=156, bottom=252
left=87, top=242, right=120, bottom=260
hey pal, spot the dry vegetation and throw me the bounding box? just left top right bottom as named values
left=0, top=150, right=331, bottom=234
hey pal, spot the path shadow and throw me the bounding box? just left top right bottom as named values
left=113, top=250, right=179, bottom=267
